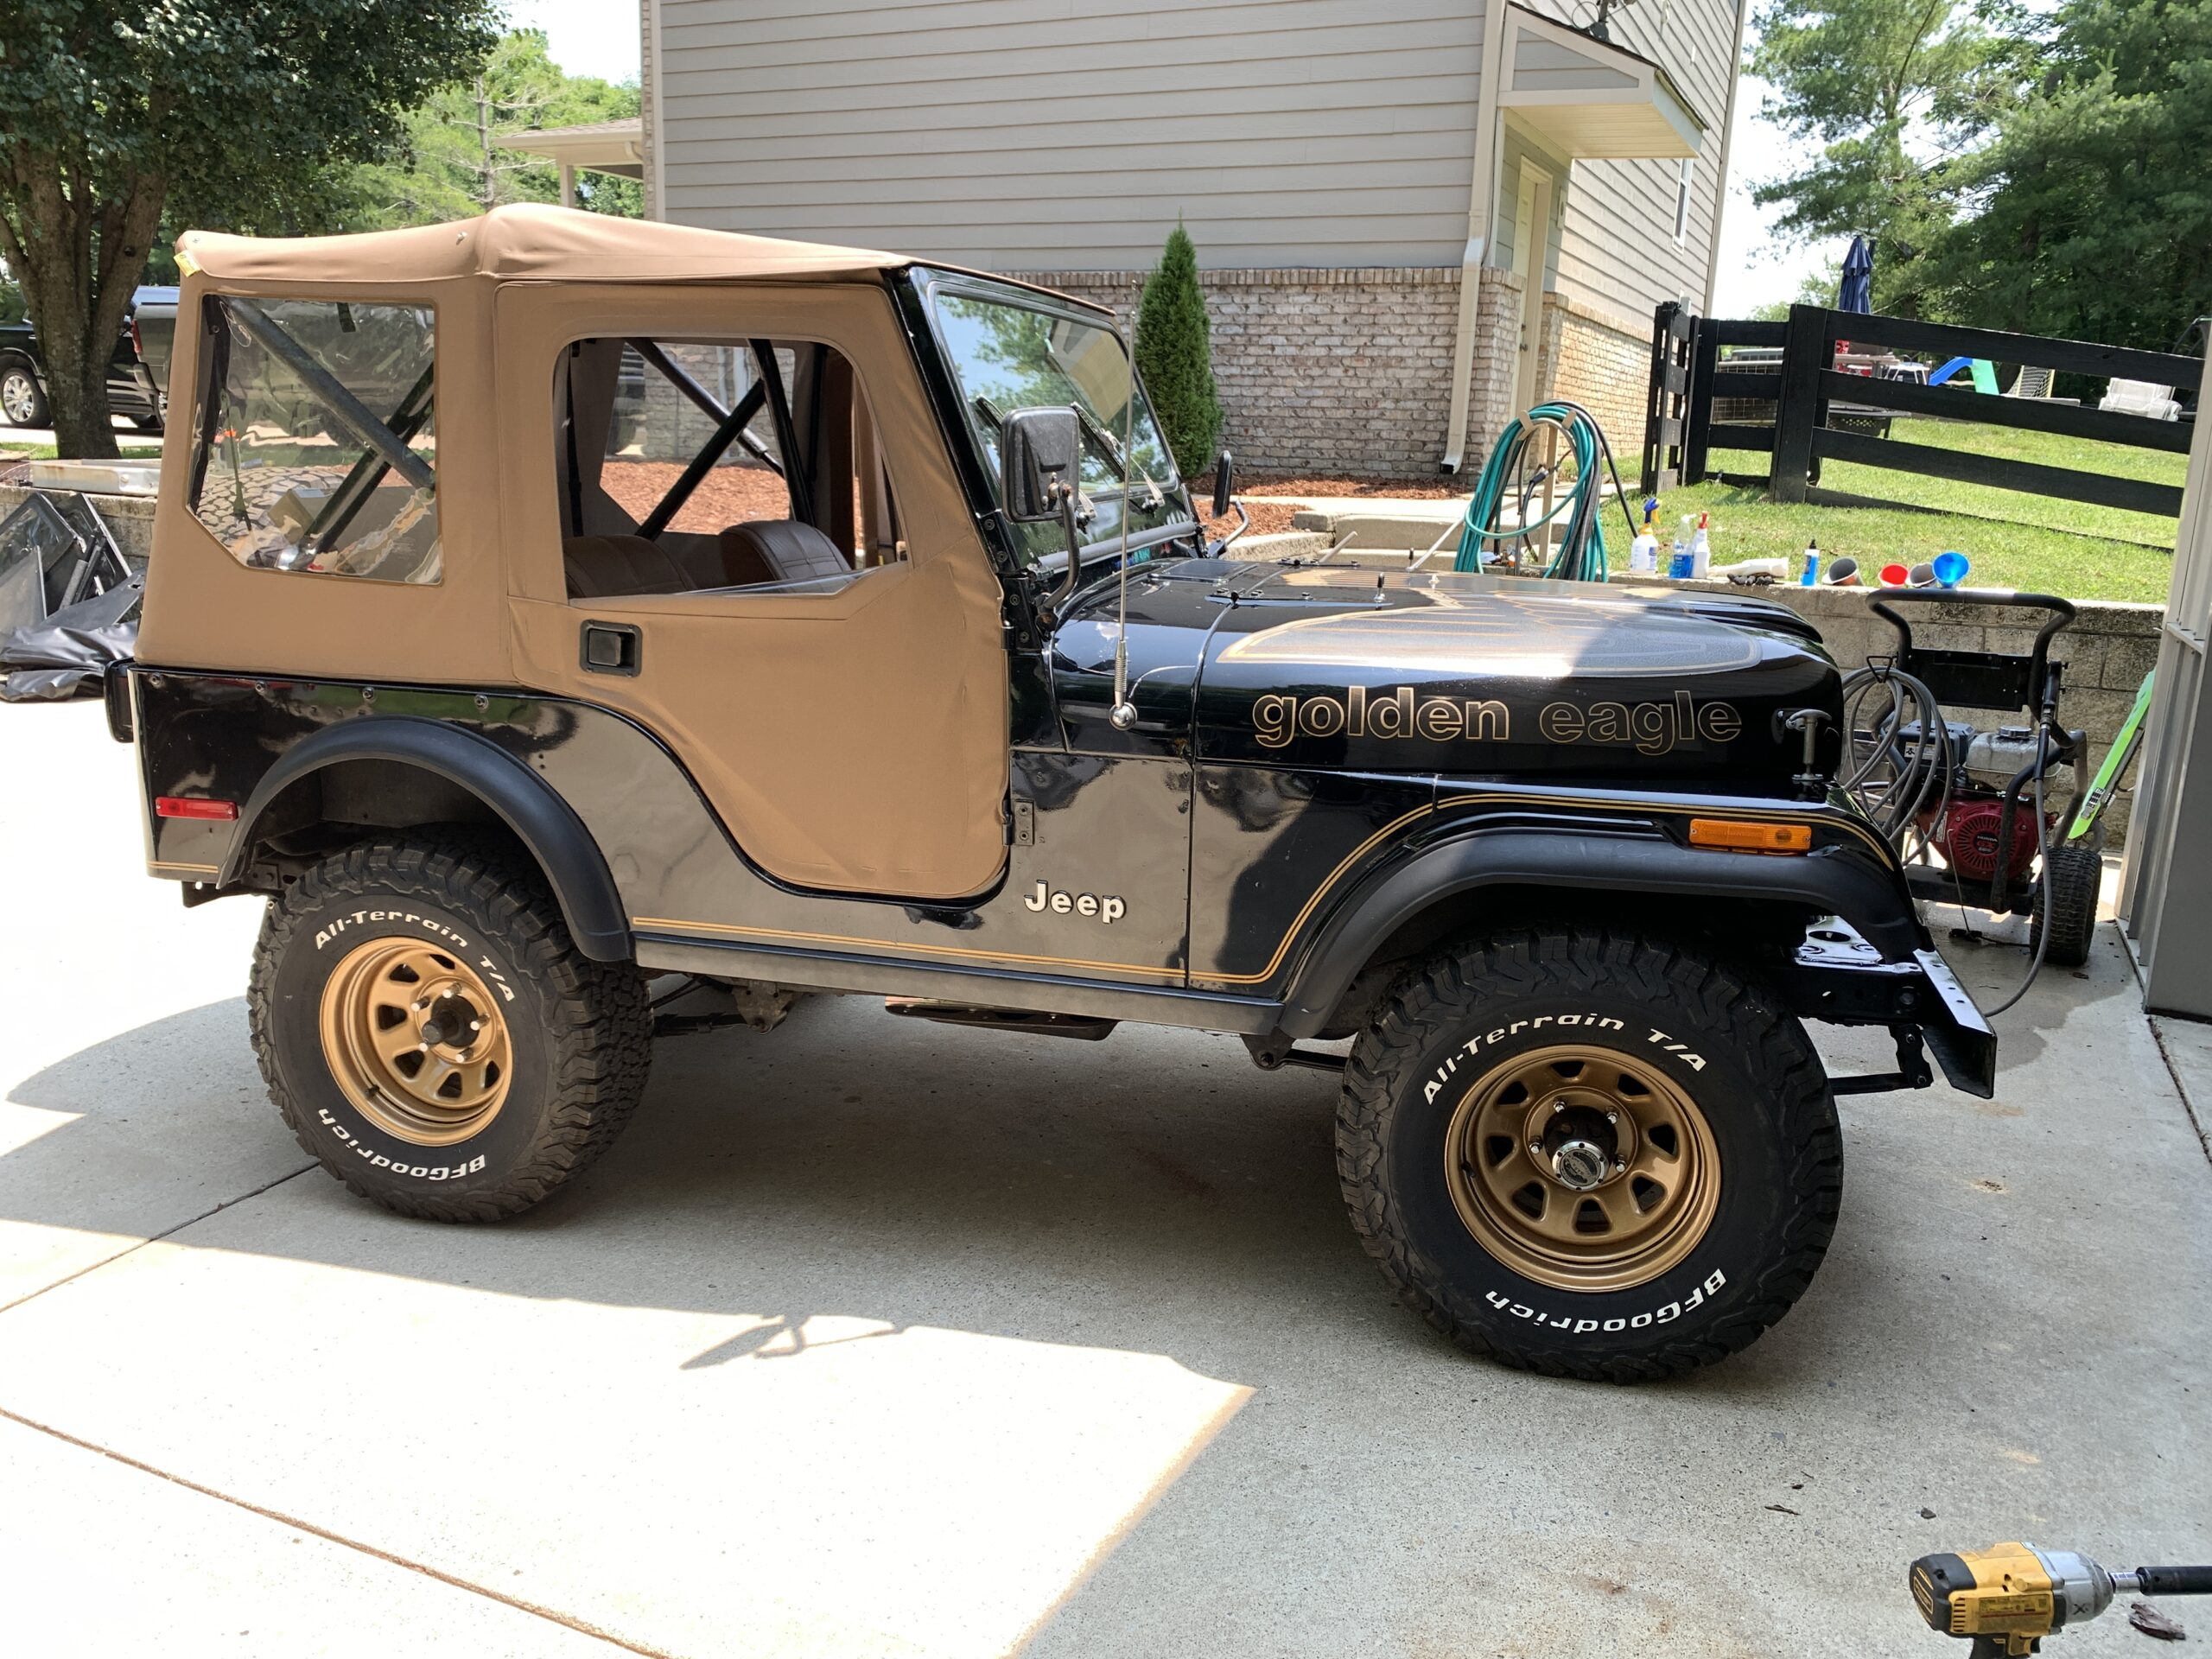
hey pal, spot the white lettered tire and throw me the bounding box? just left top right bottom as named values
left=249, top=837, right=651, bottom=1221
left=1337, top=926, right=1841, bottom=1381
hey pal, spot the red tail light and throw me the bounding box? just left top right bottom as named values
left=155, top=796, right=238, bottom=821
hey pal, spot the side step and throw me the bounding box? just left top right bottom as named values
left=884, top=998, right=1116, bottom=1041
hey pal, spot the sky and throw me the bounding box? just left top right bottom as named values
left=504, top=0, right=1838, bottom=317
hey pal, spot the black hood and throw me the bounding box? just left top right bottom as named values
left=1055, top=560, right=1840, bottom=786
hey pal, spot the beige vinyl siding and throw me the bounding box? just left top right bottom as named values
left=1543, top=0, right=1740, bottom=326
left=655, top=0, right=1489, bottom=270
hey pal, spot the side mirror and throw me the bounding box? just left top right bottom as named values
left=1211, top=450, right=1234, bottom=519
left=1001, top=407, right=1083, bottom=523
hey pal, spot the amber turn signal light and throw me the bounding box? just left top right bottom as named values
left=1688, top=817, right=1812, bottom=854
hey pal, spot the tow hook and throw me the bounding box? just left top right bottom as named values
left=1827, top=1024, right=1936, bottom=1096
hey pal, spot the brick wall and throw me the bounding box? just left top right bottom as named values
left=1020, top=267, right=1527, bottom=479
left=1537, top=293, right=1649, bottom=451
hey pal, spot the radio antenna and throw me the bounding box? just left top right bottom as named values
left=1107, top=318, right=1139, bottom=732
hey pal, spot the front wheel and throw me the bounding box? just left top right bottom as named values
left=1337, top=926, right=1841, bottom=1381
left=249, top=836, right=652, bottom=1221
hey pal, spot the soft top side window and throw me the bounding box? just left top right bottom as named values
left=552, top=335, right=900, bottom=601
left=188, top=297, right=440, bottom=584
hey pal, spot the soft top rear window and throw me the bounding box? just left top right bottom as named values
left=188, top=297, right=440, bottom=584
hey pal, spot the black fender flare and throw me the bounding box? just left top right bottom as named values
left=219, top=715, right=632, bottom=962
left=1277, top=829, right=1922, bottom=1037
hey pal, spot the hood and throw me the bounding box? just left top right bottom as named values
left=1056, top=561, right=1840, bottom=786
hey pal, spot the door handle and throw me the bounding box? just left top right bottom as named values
left=580, top=620, right=641, bottom=676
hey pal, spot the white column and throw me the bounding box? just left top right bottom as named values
left=1441, top=0, right=1514, bottom=474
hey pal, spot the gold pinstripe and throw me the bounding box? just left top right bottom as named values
left=149, top=860, right=221, bottom=876
left=634, top=791, right=1888, bottom=988
left=629, top=915, right=1175, bottom=978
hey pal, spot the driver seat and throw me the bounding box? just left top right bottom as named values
left=721, top=519, right=850, bottom=583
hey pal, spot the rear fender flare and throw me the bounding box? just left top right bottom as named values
left=220, top=715, right=632, bottom=962
left=1278, top=829, right=1921, bottom=1036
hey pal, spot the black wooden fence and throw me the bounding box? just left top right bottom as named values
left=1643, top=302, right=2201, bottom=518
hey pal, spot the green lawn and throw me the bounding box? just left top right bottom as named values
left=1667, top=416, right=2186, bottom=605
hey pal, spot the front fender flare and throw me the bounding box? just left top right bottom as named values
left=1278, top=829, right=1921, bottom=1037
left=220, top=715, right=632, bottom=962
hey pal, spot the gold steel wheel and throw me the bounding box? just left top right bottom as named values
left=1444, top=1043, right=1720, bottom=1293
left=319, top=938, right=513, bottom=1147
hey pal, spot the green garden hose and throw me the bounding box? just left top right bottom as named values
left=1452, top=400, right=1637, bottom=582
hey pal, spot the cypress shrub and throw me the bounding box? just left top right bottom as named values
left=1133, top=225, right=1223, bottom=480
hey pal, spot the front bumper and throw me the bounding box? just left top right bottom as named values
left=1772, top=925, right=1997, bottom=1098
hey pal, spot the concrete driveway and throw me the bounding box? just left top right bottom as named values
left=3, top=698, right=2207, bottom=1658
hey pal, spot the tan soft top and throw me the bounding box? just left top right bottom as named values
left=175, top=203, right=911, bottom=288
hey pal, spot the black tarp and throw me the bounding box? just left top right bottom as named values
left=1, top=573, right=142, bottom=701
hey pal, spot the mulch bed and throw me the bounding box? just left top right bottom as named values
left=594, top=462, right=1463, bottom=548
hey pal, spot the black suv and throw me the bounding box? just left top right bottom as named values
left=0, top=285, right=173, bottom=432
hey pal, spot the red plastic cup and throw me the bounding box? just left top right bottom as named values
left=1879, top=563, right=1910, bottom=587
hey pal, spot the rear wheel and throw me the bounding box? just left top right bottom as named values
left=1337, top=926, right=1841, bottom=1381
left=1, top=365, right=48, bottom=428
left=2031, top=839, right=2102, bottom=969
left=249, top=836, right=652, bottom=1221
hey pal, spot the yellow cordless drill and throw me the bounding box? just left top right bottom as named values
left=1910, top=1543, right=2212, bottom=1655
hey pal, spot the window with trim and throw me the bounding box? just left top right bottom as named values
left=1674, top=159, right=1694, bottom=245
left=552, top=335, right=898, bottom=599
left=189, top=297, right=440, bottom=583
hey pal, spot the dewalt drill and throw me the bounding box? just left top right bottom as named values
left=1910, top=1543, right=2212, bottom=1655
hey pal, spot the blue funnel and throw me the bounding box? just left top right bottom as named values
left=1932, top=550, right=1969, bottom=588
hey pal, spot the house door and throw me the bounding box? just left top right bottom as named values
left=1510, top=163, right=1554, bottom=414
left=498, top=282, right=1012, bottom=904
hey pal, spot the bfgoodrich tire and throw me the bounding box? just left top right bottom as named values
left=249, top=837, right=652, bottom=1221
left=1337, top=926, right=1841, bottom=1382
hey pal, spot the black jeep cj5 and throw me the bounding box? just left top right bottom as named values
left=112, top=207, right=1991, bottom=1381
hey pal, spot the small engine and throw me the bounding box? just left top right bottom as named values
left=1940, top=797, right=2045, bottom=884
left=1963, top=726, right=2055, bottom=791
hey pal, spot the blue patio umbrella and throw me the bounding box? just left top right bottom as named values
left=1839, top=235, right=1874, bottom=314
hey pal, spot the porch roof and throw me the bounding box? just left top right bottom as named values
left=1498, top=5, right=1707, bottom=160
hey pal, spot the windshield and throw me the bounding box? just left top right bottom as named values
left=929, top=287, right=1176, bottom=497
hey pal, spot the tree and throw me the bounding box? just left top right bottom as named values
left=344, top=32, right=643, bottom=230
left=1747, top=0, right=2012, bottom=314
left=0, top=2, right=499, bottom=458
left=1927, top=0, right=2212, bottom=353
left=1133, top=226, right=1222, bottom=480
